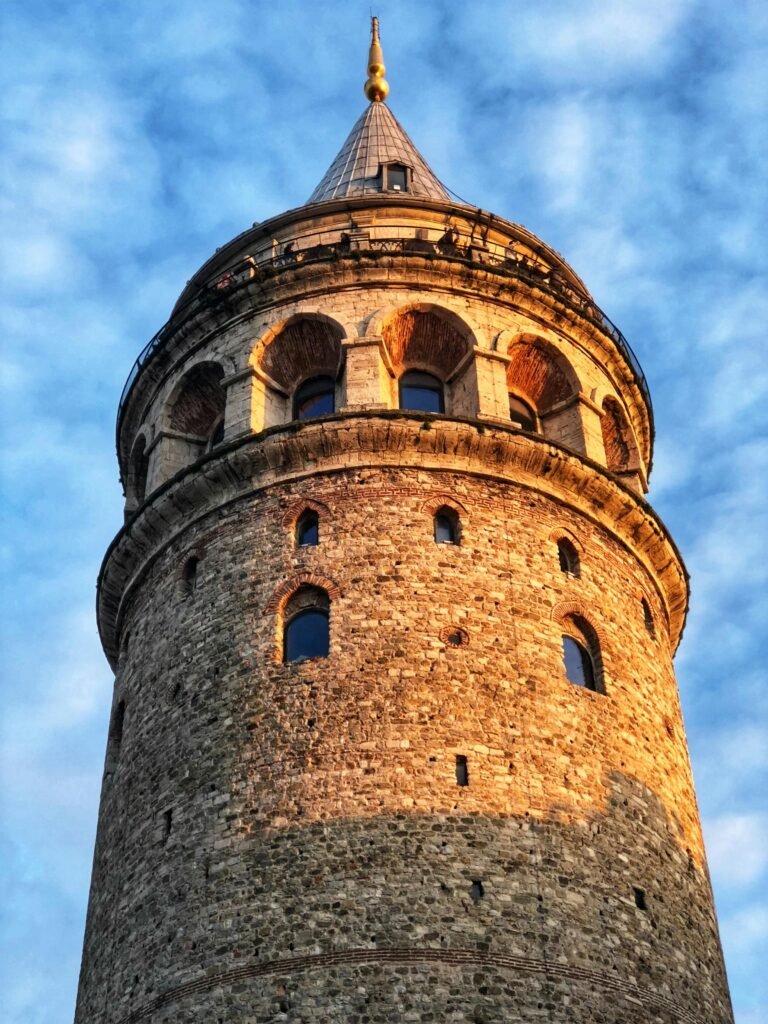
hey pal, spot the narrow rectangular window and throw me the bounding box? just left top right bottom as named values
left=633, top=886, right=647, bottom=910
left=162, top=808, right=173, bottom=841
left=470, top=880, right=484, bottom=903
left=455, top=755, right=469, bottom=786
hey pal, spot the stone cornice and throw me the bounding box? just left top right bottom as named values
left=99, top=414, right=687, bottom=669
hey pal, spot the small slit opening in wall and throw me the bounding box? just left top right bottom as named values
left=455, top=754, right=469, bottom=786
left=162, top=808, right=173, bottom=841
left=633, top=886, right=647, bottom=910
left=470, top=880, right=484, bottom=903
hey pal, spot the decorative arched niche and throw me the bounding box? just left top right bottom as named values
left=124, top=429, right=151, bottom=516
left=154, top=361, right=227, bottom=486
left=601, top=396, right=643, bottom=491
left=249, top=314, right=345, bottom=433
left=504, top=335, right=585, bottom=453
left=379, top=305, right=476, bottom=417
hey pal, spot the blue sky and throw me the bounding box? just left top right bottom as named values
left=1, top=1, right=766, bottom=1021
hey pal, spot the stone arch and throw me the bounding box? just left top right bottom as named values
left=547, top=526, right=584, bottom=555
left=552, top=602, right=607, bottom=693
left=265, top=572, right=341, bottom=615
left=166, top=361, right=226, bottom=439
left=551, top=600, right=608, bottom=649
left=601, top=396, right=640, bottom=473
left=281, top=498, right=331, bottom=530
left=420, top=494, right=468, bottom=517
left=375, top=303, right=477, bottom=380
left=250, top=313, right=346, bottom=392
left=502, top=333, right=585, bottom=452
left=503, top=333, right=580, bottom=412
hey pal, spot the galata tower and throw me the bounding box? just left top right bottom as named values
left=76, top=20, right=733, bottom=1024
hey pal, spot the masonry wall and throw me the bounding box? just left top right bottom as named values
left=76, top=463, right=732, bottom=1024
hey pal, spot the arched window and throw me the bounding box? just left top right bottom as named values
left=399, top=370, right=444, bottom=414
left=283, top=586, right=330, bottom=663
left=293, top=376, right=335, bottom=420
left=182, top=556, right=199, bottom=596
left=296, top=509, right=319, bottom=547
left=434, top=506, right=459, bottom=544
left=509, top=395, right=537, bottom=432
left=562, top=636, right=596, bottom=691
left=641, top=598, right=655, bottom=638
left=557, top=538, right=580, bottom=577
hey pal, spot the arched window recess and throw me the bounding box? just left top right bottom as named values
left=556, top=611, right=605, bottom=695
left=557, top=538, right=581, bottom=578
left=296, top=508, right=319, bottom=547
left=293, top=375, right=335, bottom=420
left=282, top=585, right=330, bottom=664
left=434, top=506, right=460, bottom=545
left=399, top=370, right=444, bottom=414
left=508, top=394, right=538, bottom=433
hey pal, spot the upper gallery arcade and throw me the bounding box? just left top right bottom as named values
left=119, top=18, right=652, bottom=518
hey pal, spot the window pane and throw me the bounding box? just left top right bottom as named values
left=296, top=390, right=334, bottom=419
left=297, top=512, right=319, bottom=546
left=562, top=635, right=595, bottom=690
left=284, top=609, right=329, bottom=663
left=435, top=513, right=455, bottom=543
left=294, top=377, right=335, bottom=420
left=387, top=165, right=408, bottom=191
left=399, top=372, right=444, bottom=413
left=509, top=396, right=537, bottom=431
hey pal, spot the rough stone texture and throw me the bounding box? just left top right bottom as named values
left=76, top=199, right=733, bottom=1022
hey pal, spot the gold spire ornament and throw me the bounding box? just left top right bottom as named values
left=364, top=17, right=389, bottom=102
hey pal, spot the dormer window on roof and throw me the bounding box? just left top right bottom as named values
left=384, top=163, right=409, bottom=192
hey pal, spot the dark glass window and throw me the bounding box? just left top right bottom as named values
left=284, top=609, right=329, bottom=663
left=386, top=164, right=408, bottom=191
left=296, top=509, right=319, bottom=547
left=294, top=376, right=335, bottom=420
left=509, top=395, right=537, bottom=431
left=434, top=509, right=458, bottom=544
left=399, top=371, right=444, bottom=414
left=562, top=635, right=596, bottom=691
left=557, top=538, right=580, bottom=577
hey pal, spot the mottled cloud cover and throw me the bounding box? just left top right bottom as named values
left=1, top=1, right=766, bottom=1021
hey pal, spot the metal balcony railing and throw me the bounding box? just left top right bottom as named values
left=116, top=228, right=652, bottom=455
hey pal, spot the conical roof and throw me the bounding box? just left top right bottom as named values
left=307, top=101, right=450, bottom=204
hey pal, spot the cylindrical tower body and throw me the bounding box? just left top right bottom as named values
left=76, top=135, right=733, bottom=1022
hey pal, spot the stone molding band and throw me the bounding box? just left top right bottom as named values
left=115, top=946, right=705, bottom=1024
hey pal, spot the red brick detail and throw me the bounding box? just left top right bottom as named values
left=551, top=600, right=608, bottom=648
left=280, top=497, right=331, bottom=528
left=256, top=315, right=344, bottom=392
left=601, top=397, right=637, bottom=472
left=547, top=525, right=583, bottom=553
left=114, top=947, right=706, bottom=1024
left=381, top=307, right=471, bottom=378
left=265, top=572, right=341, bottom=614
left=168, top=362, right=226, bottom=435
left=506, top=338, right=578, bottom=411
left=421, top=493, right=467, bottom=516
left=439, top=625, right=470, bottom=648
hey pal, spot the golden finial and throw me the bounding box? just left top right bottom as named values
left=364, top=16, right=389, bottom=102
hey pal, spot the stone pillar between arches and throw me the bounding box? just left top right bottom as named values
left=340, top=336, right=392, bottom=411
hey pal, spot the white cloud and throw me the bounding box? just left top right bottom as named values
left=704, top=814, right=768, bottom=888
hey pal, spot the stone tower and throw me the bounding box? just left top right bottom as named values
left=76, top=22, right=733, bottom=1024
